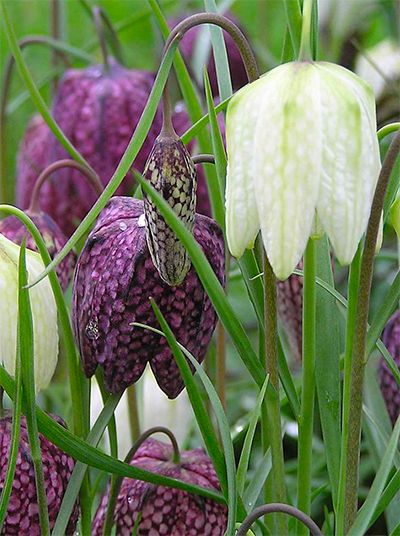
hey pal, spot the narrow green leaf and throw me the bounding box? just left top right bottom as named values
left=203, top=0, right=233, bottom=100
left=18, top=243, right=50, bottom=535
left=136, top=173, right=265, bottom=388
left=314, top=236, right=341, bottom=509
left=148, top=302, right=237, bottom=535
left=243, top=449, right=272, bottom=511
left=28, top=42, right=176, bottom=286
left=0, top=364, right=225, bottom=504
left=1, top=3, right=94, bottom=172
left=348, top=417, right=400, bottom=535
left=237, top=375, right=269, bottom=496
left=181, top=97, right=231, bottom=145
left=52, top=393, right=122, bottom=536
left=369, top=470, right=400, bottom=530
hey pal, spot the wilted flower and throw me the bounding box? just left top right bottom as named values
left=0, top=211, right=75, bottom=291
left=0, top=413, right=78, bottom=535
left=16, top=60, right=162, bottom=236
left=380, top=310, right=400, bottom=425
left=225, top=61, right=381, bottom=279
left=0, top=234, right=58, bottom=391
left=92, top=438, right=227, bottom=535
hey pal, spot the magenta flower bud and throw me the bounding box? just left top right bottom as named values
left=16, top=60, right=162, bottom=236
left=72, top=196, right=224, bottom=398
left=0, top=413, right=78, bottom=535
left=0, top=211, right=75, bottom=291
left=168, top=12, right=248, bottom=95
left=380, top=310, right=400, bottom=424
left=92, top=438, right=227, bottom=535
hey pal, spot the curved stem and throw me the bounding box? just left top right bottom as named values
left=102, top=426, right=181, bottom=535
left=160, top=82, right=176, bottom=138
left=378, top=122, right=400, bottom=143
left=93, top=6, right=109, bottom=71
left=28, top=159, right=103, bottom=213
left=192, top=154, right=216, bottom=165
left=163, top=13, right=259, bottom=83
left=236, top=503, right=322, bottom=536
left=343, top=131, right=400, bottom=530
left=0, top=36, right=69, bottom=204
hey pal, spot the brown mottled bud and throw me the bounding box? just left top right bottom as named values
left=143, top=134, right=197, bottom=286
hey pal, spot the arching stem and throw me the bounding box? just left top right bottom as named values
left=28, top=159, right=103, bottom=214
left=236, top=503, right=322, bottom=536
left=0, top=36, right=69, bottom=204
left=102, top=426, right=181, bottom=536
left=192, top=154, right=216, bottom=165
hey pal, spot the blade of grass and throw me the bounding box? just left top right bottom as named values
left=136, top=173, right=265, bottom=388
left=28, top=40, right=176, bottom=286
left=181, top=96, right=231, bottom=145
left=1, top=3, right=95, bottom=172
left=149, top=300, right=237, bottom=535
left=348, top=417, right=400, bottom=536
left=52, top=392, right=122, bottom=536
left=18, top=242, right=50, bottom=535
left=237, top=375, right=270, bottom=496
left=243, top=449, right=272, bottom=512
left=0, top=247, right=25, bottom=531
left=203, top=0, right=233, bottom=100
left=0, top=364, right=225, bottom=503
left=314, top=236, right=341, bottom=510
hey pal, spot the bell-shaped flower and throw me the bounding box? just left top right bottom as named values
left=225, top=61, right=381, bottom=280
left=0, top=234, right=59, bottom=391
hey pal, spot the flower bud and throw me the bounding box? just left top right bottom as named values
left=92, top=438, right=227, bottom=535
left=0, top=234, right=58, bottom=392
left=0, top=413, right=78, bottom=534
left=226, top=61, right=381, bottom=279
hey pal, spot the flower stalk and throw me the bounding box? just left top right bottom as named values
left=342, top=131, right=400, bottom=531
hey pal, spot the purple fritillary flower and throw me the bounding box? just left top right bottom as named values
left=380, top=310, right=400, bottom=424
left=72, top=196, right=224, bottom=398
left=0, top=211, right=75, bottom=291
left=168, top=12, right=248, bottom=95
left=92, top=438, right=227, bottom=535
left=277, top=260, right=303, bottom=363
left=16, top=60, right=162, bottom=236
left=0, top=413, right=78, bottom=535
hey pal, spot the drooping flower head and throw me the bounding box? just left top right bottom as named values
left=226, top=61, right=381, bottom=279
left=16, top=60, right=162, bottom=236
left=92, top=438, right=227, bottom=535
left=0, top=234, right=58, bottom=392
left=0, top=413, right=78, bottom=535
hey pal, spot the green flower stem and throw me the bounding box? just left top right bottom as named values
left=297, top=238, right=316, bottom=535
left=298, top=0, right=314, bottom=62
left=127, top=385, right=141, bottom=443
left=263, top=253, right=287, bottom=535
left=283, top=0, right=302, bottom=58
left=343, top=131, right=400, bottom=531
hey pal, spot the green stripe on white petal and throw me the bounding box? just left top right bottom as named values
left=0, top=234, right=58, bottom=392
left=253, top=63, right=322, bottom=280
left=225, top=79, right=265, bottom=258
left=315, top=63, right=381, bottom=265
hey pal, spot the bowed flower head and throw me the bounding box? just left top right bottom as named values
left=0, top=234, right=58, bottom=391
left=226, top=61, right=381, bottom=280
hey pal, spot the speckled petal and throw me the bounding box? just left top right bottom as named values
left=92, top=438, right=227, bottom=535
left=0, top=414, right=78, bottom=535
left=380, top=311, right=400, bottom=425
left=72, top=197, right=224, bottom=398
